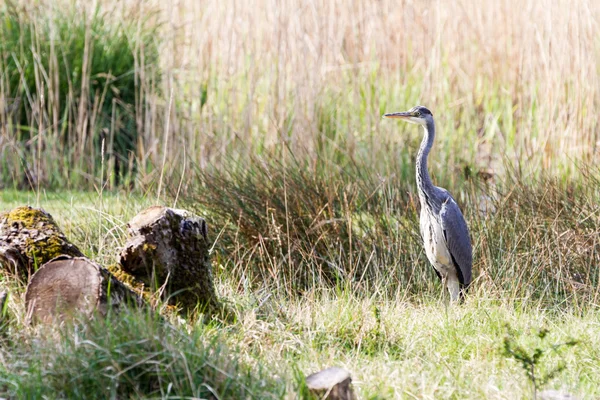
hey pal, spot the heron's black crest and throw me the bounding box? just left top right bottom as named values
left=413, top=106, right=432, bottom=116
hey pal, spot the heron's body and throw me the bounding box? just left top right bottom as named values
left=384, top=106, right=472, bottom=301
left=420, top=191, right=466, bottom=300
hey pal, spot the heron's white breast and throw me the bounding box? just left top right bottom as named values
left=420, top=209, right=453, bottom=276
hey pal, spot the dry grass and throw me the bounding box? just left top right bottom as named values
left=144, top=0, right=600, bottom=178
left=184, top=159, right=600, bottom=309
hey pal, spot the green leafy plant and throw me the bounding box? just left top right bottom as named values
left=502, top=324, right=579, bottom=399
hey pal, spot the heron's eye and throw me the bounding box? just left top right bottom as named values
left=414, top=111, right=421, bottom=117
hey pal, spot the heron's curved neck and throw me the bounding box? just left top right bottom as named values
left=416, top=119, right=436, bottom=202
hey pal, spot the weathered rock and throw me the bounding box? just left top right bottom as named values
left=305, top=367, right=356, bottom=400
left=0, top=206, right=83, bottom=278
left=119, top=206, right=219, bottom=313
left=25, top=256, right=142, bottom=324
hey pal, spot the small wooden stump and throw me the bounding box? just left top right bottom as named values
left=540, top=390, right=579, bottom=400
left=25, top=256, right=142, bottom=324
left=0, top=206, right=83, bottom=278
left=119, top=206, right=220, bottom=313
left=305, top=367, right=356, bottom=400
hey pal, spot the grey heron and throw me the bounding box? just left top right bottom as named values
left=384, top=106, right=472, bottom=302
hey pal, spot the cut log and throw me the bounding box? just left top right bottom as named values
left=305, top=367, right=356, bottom=400
left=25, top=256, right=142, bottom=324
left=119, top=206, right=220, bottom=313
left=0, top=206, right=83, bottom=278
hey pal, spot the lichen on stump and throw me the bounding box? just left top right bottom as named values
left=25, top=256, right=143, bottom=324
left=0, top=206, right=83, bottom=278
left=119, top=206, right=220, bottom=314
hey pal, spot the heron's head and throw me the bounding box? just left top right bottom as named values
left=383, top=105, right=433, bottom=126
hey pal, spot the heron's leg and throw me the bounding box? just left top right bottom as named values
left=447, top=275, right=460, bottom=302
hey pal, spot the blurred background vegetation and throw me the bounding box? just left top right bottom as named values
left=1, top=0, right=599, bottom=191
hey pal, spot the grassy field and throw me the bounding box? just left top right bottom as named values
left=2, top=0, right=600, bottom=398
left=1, top=181, right=599, bottom=399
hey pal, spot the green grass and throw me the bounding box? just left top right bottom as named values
left=1, top=171, right=599, bottom=398
left=1, top=274, right=598, bottom=399
left=0, top=1, right=160, bottom=189
left=0, top=309, right=288, bottom=399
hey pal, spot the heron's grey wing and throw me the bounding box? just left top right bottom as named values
left=439, top=196, right=473, bottom=286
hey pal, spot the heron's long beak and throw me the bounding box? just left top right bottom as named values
left=383, top=111, right=413, bottom=119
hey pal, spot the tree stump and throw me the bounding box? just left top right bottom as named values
left=0, top=206, right=83, bottom=278
left=25, top=256, right=142, bottom=324
left=119, top=206, right=220, bottom=313
left=0, top=246, right=25, bottom=278
left=540, top=391, right=579, bottom=400
left=305, top=367, right=356, bottom=400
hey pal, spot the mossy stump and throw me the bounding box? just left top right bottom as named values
left=305, top=367, right=356, bottom=400
left=119, top=206, right=220, bottom=314
left=0, top=206, right=83, bottom=278
left=25, top=256, right=142, bottom=324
